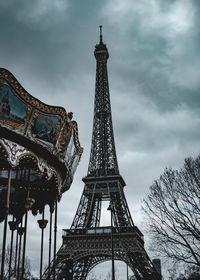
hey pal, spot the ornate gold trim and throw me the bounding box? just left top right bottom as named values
left=0, top=68, right=67, bottom=126
left=71, top=121, right=84, bottom=154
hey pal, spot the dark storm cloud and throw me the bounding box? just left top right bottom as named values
left=0, top=0, right=105, bottom=86
left=0, top=0, right=200, bottom=278
left=103, top=0, right=200, bottom=112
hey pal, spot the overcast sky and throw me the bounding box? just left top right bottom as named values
left=0, top=0, right=200, bottom=278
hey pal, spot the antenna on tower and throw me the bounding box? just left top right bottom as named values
left=99, top=25, right=103, bottom=44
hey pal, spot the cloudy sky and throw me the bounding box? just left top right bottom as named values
left=0, top=0, right=200, bottom=278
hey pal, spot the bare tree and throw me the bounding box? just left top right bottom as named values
left=143, top=155, right=200, bottom=267
left=174, top=265, right=200, bottom=280
left=0, top=243, right=32, bottom=279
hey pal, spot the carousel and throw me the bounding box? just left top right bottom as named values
left=0, top=68, right=83, bottom=279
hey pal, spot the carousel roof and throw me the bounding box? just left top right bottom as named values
left=0, top=68, right=83, bottom=220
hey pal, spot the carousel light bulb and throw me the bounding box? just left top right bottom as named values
left=25, top=197, right=35, bottom=210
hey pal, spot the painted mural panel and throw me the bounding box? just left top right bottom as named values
left=0, top=85, right=26, bottom=127
left=32, top=113, right=61, bottom=146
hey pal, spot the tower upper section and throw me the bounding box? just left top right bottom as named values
left=87, top=26, right=119, bottom=177
left=94, top=25, right=109, bottom=61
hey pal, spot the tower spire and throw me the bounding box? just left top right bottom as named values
left=99, top=25, right=103, bottom=44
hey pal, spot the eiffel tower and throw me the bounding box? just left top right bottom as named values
left=43, top=27, right=161, bottom=280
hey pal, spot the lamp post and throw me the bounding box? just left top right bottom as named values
left=38, top=210, right=48, bottom=280
left=17, top=226, right=25, bottom=280
left=107, top=203, right=115, bottom=280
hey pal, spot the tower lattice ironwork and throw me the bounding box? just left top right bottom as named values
left=43, top=27, right=161, bottom=280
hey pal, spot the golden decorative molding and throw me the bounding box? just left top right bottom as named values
left=0, top=68, right=67, bottom=125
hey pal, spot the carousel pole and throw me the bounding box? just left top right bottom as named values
left=8, top=217, right=17, bottom=280
left=14, top=227, right=19, bottom=277
left=8, top=217, right=14, bottom=280
left=9, top=169, right=19, bottom=279
left=39, top=210, right=45, bottom=280
left=48, top=210, right=53, bottom=277
left=14, top=169, right=23, bottom=277
left=20, top=211, right=28, bottom=280
left=17, top=168, right=25, bottom=280
left=53, top=200, right=58, bottom=280
left=21, top=168, right=30, bottom=280
left=1, top=168, right=11, bottom=280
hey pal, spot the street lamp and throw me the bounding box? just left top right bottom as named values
left=107, top=203, right=115, bottom=280
left=38, top=211, right=48, bottom=280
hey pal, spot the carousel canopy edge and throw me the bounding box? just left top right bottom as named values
left=0, top=68, right=68, bottom=119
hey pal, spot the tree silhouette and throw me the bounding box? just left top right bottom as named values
left=143, top=155, right=200, bottom=268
